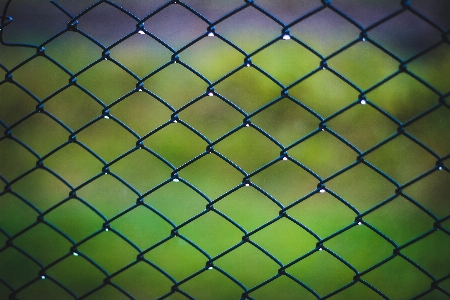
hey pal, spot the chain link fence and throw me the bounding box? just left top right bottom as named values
left=1, top=0, right=450, bottom=299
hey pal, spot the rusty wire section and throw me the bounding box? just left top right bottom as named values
left=0, top=0, right=450, bottom=299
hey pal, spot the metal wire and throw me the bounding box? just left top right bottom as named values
left=1, top=0, right=449, bottom=299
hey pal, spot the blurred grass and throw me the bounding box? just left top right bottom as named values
left=1, top=1, right=450, bottom=299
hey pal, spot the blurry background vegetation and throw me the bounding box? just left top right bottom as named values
left=0, top=0, right=450, bottom=299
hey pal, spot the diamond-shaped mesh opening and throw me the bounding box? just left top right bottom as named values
left=249, top=275, right=316, bottom=300
left=145, top=123, right=206, bottom=167
left=145, top=63, right=207, bottom=109
left=325, top=225, right=392, bottom=271
left=110, top=148, right=172, bottom=192
left=365, top=135, right=437, bottom=184
left=76, top=118, right=136, bottom=161
left=215, top=242, right=279, bottom=288
left=12, top=113, right=67, bottom=155
left=44, top=143, right=103, bottom=187
left=179, top=268, right=243, bottom=299
left=45, top=255, right=104, bottom=296
left=145, top=3, right=207, bottom=50
left=12, top=57, right=67, bottom=99
left=255, top=160, right=318, bottom=204
left=253, top=39, right=320, bottom=85
left=407, top=106, right=450, bottom=156
left=214, top=186, right=279, bottom=232
left=289, top=69, right=358, bottom=118
left=252, top=98, right=319, bottom=146
left=12, top=169, right=69, bottom=211
left=111, top=206, right=172, bottom=249
left=110, top=92, right=172, bottom=136
left=362, top=256, right=431, bottom=299
left=288, top=131, right=356, bottom=178
left=144, top=237, right=206, bottom=281
left=370, top=10, right=443, bottom=59
left=251, top=218, right=317, bottom=264
left=13, top=223, right=71, bottom=266
left=45, top=198, right=104, bottom=242
left=16, top=277, right=71, bottom=300
left=366, top=73, right=438, bottom=123
left=0, top=193, right=37, bottom=235
left=327, top=101, right=398, bottom=152
left=77, top=60, right=137, bottom=105
left=291, top=8, right=359, bottom=56
left=364, top=196, right=435, bottom=245
left=0, top=138, right=36, bottom=180
left=407, top=43, right=450, bottom=93
left=179, top=153, right=243, bottom=199
left=0, top=82, right=35, bottom=126
left=77, top=3, right=137, bottom=47
left=215, top=126, right=279, bottom=172
left=110, top=33, right=172, bottom=78
left=78, top=231, right=137, bottom=274
left=45, top=86, right=102, bottom=130
left=287, top=250, right=354, bottom=296
left=328, top=41, right=399, bottom=90
left=216, top=6, right=280, bottom=53
left=45, top=31, right=101, bottom=73
left=181, top=36, right=244, bottom=81
left=179, top=96, right=243, bottom=141
left=76, top=174, right=136, bottom=219
left=0, top=247, right=40, bottom=289
left=287, top=192, right=356, bottom=238
left=401, top=230, right=450, bottom=278
left=179, top=211, right=242, bottom=257
left=1, top=1, right=449, bottom=298
left=403, top=170, right=450, bottom=218
left=145, top=181, right=206, bottom=225
left=324, top=163, right=395, bottom=212
left=112, top=262, right=173, bottom=299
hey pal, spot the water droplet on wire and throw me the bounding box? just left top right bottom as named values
left=173, top=178, right=179, bottom=182
left=208, top=32, right=214, bottom=37
left=319, top=189, right=326, bottom=193
left=138, top=30, right=145, bottom=35
left=41, top=275, right=46, bottom=280
left=282, top=34, right=291, bottom=40
left=104, top=115, right=110, bottom=119
left=360, top=99, right=366, bottom=105
left=73, top=252, right=79, bottom=256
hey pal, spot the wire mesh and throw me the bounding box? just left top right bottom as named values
left=0, top=0, right=450, bottom=299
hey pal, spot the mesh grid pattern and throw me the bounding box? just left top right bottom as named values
left=1, top=0, right=450, bottom=299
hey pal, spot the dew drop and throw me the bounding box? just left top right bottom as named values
left=138, top=89, right=142, bottom=92
left=73, top=252, right=79, bottom=256
left=208, top=32, right=214, bottom=37
left=319, top=189, right=326, bottom=193
left=360, top=99, right=366, bottom=105
left=245, top=183, right=250, bottom=187
left=105, top=228, right=109, bottom=232
left=208, top=267, right=213, bottom=270
left=358, top=222, right=362, bottom=225
left=362, top=38, right=366, bottom=42
left=173, top=178, right=180, bottom=182
left=282, top=157, right=288, bottom=161
left=245, top=124, right=250, bottom=127
left=41, top=275, right=46, bottom=280
left=246, top=63, right=250, bottom=67
left=104, top=115, right=110, bottom=119
left=208, top=92, right=214, bottom=96
left=173, top=120, right=178, bottom=123
left=439, top=166, right=443, bottom=170
left=319, top=248, right=323, bottom=251
left=138, top=30, right=145, bottom=35
left=282, top=34, right=291, bottom=40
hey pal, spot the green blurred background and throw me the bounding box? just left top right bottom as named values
left=0, top=0, right=450, bottom=299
